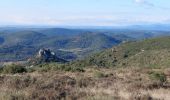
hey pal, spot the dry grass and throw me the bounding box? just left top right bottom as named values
left=0, top=67, right=170, bottom=100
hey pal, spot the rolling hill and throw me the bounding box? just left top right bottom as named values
left=0, top=28, right=125, bottom=61
left=1, top=27, right=170, bottom=62
left=1, top=28, right=170, bottom=100
left=78, top=36, right=170, bottom=68
left=1, top=31, right=47, bottom=46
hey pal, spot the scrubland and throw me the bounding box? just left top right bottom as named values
left=0, top=67, right=169, bottom=100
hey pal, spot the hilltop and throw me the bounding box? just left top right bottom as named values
left=77, top=36, right=170, bottom=68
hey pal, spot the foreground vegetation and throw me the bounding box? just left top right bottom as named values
left=0, top=67, right=170, bottom=100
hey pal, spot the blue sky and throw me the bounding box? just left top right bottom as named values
left=0, top=0, right=170, bottom=26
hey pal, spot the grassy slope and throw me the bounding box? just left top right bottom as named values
left=80, top=36, right=170, bottom=68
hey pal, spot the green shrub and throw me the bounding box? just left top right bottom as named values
left=62, top=66, right=72, bottom=71
left=3, top=64, right=27, bottom=74
left=149, top=72, right=167, bottom=83
left=34, top=63, right=85, bottom=72
left=70, top=67, right=85, bottom=72
left=94, top=71, right=108, bottom=78
left=29, top=63, right=55, bottom=72
left=0, top=67, right=3, bottom=73
left=26, top=67, right=36, bottom=73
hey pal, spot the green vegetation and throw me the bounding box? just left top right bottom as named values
left=0, top=67, right=3, bottom=73
left=0, top=29, right=122, bottom=61
left=2, top=64, right=27, bottom=74
left=0, top=63, right=85, bottom=74
left=149, top=71, right=167, bottom=83
left=1, top=28, right=170, bottom=62
left=93, top=71, right=108, bottom=78
left=0, top=34, right=170, bottom=100
left=75, top=36, right=170, bottom=68
left=27, top=63, right=85, bottom=73
left=2, top=36, right=170, bottom=74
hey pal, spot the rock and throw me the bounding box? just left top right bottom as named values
left=37, top=48, right=67, bottom=62
left=28, top=48, right=67, bottom=65
left=37, top=49, right=56, bottom=61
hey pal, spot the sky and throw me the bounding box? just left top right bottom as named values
left=0, top=0, right=170, bottom=26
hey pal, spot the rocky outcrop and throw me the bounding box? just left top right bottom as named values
left=28, top=48, right=67, bottom=65
left=37, top=49, right=56, bottom=62
left=37, top=48, right=67, bottom=62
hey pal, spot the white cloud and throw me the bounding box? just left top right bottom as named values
left=135, top=0, right=145, bottom=3
left=0, top=14, right=169, bottom=26
left=135, top=0, right=154, bottom=7
left=134, top=0, right=170, bottom=10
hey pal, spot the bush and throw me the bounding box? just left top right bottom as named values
left=70, top=67, right=85, bottom=72
left=0, top=67, right=3, bottom=73
left=34, top=63, right=85, bottom=72
left=94, top=71, right=108, bottom=78
left=149, top=72, right=167, bottom=83
left=3, top=64, right=27, bottom=74
left=26, top=68, right=36, bottom=73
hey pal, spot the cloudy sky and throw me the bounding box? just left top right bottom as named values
left=0, top=0, right=170, bottom=26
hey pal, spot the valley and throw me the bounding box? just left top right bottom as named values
left=0, top=26, right=170, bottom=100
left=0, top=29, right=170, bottom=100
left=0, top=27, right=170, bottom=62
left=1, top=0, right=170, bottom=99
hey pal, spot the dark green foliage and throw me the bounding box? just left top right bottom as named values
left=3, top=64, right=27, bottom=74
left=0, top=67, right=3, bottom=73
left=123, top=53, right=128, bottom=58
left=149, top=72, right=167, bottom=83
left=30, top=63, right=85, bottom=72
left=72, top=49, right=118, bottom=67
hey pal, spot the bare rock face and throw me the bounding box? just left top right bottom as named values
left=37, top=48, right=67, bottom=62
left=37, top=49, right=56, bottom=62
left=28, top=48, right=67, bottom=65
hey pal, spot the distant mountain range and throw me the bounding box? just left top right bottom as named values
left=0, top=27, right=170, bottom=62
left=122, top=24, right=170, bottom=31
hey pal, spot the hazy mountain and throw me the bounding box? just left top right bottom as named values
left=123, top=24, right=170, bottom=31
